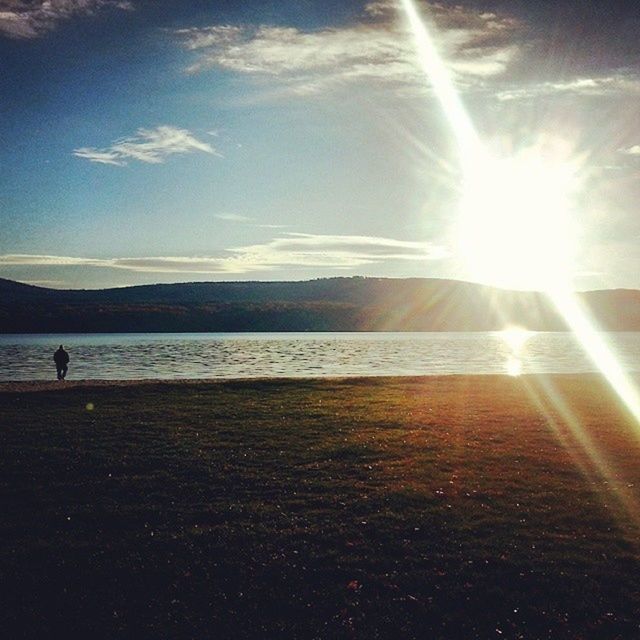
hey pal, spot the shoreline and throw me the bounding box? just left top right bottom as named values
left=0, top=371, right=619, bottom=394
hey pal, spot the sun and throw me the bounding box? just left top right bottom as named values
left=398, top=0, right=580, bottom=294
left=456, top=145, right=579, bottom=292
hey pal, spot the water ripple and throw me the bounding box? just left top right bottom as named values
left=2, top=332, right=640, bottom=381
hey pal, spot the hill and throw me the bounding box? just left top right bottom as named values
left=1, top=276, right=638, bottom=332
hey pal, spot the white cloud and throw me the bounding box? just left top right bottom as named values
left=213, top=213, right=289, bottom=228
left=0, top=254, right=107, bottom=267
left=0, top=233, right=448, bottom=274
left=72, top=148, right=123, bottom=166
left=221, top=233, right=448, bottom=272
left=175, top=1, right=522, bottom=94
left=0, top=0, right=132, bottom=39
left=73, top=125, right=218, bottom=166
left=364, top=1, right=396, bottom=18
left=620, top=145, right=640, bottom=156
left=214, top=213, right=255, bottom=223
left=497, top=74, right=640, bottom=101
left=16, top=279, right=68, bottom=288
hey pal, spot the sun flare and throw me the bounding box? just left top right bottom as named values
left=401, top=0, right=640, bottom=527
left=457, top=146, right=579, bottom=292
left=399, top=0, right=580, bottom=294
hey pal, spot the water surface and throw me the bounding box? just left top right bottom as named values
left=2, top=331, right=640, bottom=381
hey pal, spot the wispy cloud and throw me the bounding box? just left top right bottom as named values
left=497, top=73, right=640, bottom=101
left=221, top=233, right=449, bottom=272
left=620, top=145, right=640, bottom=156
left=0, top=0, right=132, bottom=39
left=214, top=213, right=255, bottom=223
left=0, top=233, right=448, bottom=274
left=73, top=125, right=218, bottom=166
left=213, top=213, right=289, bottom=229
left=175, top=1, right=522, bottom=95
left=17, top=279, right=68, bottom=288
left=0, top=254, right=108, bottom=267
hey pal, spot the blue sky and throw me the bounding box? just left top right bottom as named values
left=2, top=0, right=640, bottom=290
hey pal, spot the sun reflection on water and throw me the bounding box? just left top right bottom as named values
left=500, top=326, right=532, bottom=377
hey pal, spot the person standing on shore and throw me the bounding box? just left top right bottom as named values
left=53, top=345, right=70, bottom=380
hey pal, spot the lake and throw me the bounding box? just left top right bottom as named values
left=2, top=331, right=640, bottom=381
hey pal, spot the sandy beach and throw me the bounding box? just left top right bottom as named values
left=2, top=374, right=639, bottom=638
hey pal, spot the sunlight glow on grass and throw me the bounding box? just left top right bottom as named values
left=550, top=291, right=640, bottom=424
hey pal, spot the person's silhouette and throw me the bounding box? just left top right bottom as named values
left=53, top=345, right=70, bottom=380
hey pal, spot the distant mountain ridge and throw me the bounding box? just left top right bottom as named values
left=1, top=276, right=639, bottom=333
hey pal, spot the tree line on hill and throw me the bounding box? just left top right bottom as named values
left=1, top=276, right=639, bottom=333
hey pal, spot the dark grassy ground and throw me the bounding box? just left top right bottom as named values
left=1, top=375, right=640, bottom=639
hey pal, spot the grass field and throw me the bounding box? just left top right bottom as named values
left=1, top=375, right=639, bottom=639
